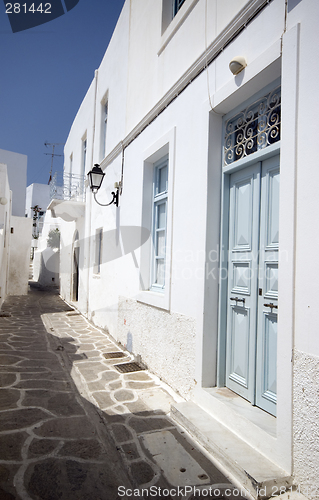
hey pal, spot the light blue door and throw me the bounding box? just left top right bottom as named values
left=225, top=155, right=279, bottom=416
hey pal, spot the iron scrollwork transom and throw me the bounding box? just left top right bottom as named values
left=224, top=86, right=281, bottom=166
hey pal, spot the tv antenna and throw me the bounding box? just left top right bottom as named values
left=44, top=142, right=64, bottom=183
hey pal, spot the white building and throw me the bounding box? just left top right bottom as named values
left=57, top=0, right=319, bottom=497
left=25, top=183, right=50, bottom=240
left=0, top=149, right=27, bottom=217
left=0, top=164, right=12, bottom=308
left=0, top=162, right=32, bottom=306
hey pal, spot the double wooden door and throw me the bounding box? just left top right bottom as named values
left=225, top=155, right=279, bottom=416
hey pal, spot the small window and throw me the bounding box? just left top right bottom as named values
left=101, top=100, right=108, bottom=160
left=151, top=157, right=168, bottom=291
left=69, top=153, right=73, bottom=197
left=162, top=0, right=188, bottom=33
left=173, top=0, right=186, bottom=16
left=95, top=228, right=103, bottom=274
left=82, top=137, right=87, bottom=175
left=70, top=153, right=73, bottom=175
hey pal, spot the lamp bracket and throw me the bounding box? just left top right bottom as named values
left=93, top=189, right=119, bottom=207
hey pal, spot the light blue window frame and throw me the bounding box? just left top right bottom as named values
left=151, top=156, right=168, bottom=291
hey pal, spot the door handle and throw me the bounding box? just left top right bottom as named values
left=264, top=303, right=278, bottom=309
left=230, top=297, right=245, bottom=304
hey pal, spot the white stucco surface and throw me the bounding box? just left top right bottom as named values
left=117, top=297, right=196, bottom=398
left=293, top=349, right=319, bottom=499
left=0, top=164, right=11, bottom=308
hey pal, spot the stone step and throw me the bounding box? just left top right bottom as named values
left=170, top=401, right=293, bottom=500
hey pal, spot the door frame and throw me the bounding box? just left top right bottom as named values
left=217, top=142, right=281, bottom=389
left=72, top=230, right=80, bottom=302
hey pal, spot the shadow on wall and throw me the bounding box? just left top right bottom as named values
left=33, top=248, right=60, bottom=287
left=288, top=0, right=302, bottom=11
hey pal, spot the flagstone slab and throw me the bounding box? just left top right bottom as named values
left=15, top=380, right=72, bottom=391
left=0, top=432, right=28, bottom=460
left=28, top=438, right=60, bottom=458
left=91, top=391, right=114, bottom=408
left=130, top=460, right=155, bottom=484
left=0, top=408, right=50, bottom=431
left=113, top=389, right=135, bottom=403
left=126, top=381, right=156, bottom=390
left=0, top=355, right=23, bottom=365
left=109, top=380, right=123, bottom=391
left=0, top=464, right=20, bottom=500
left=129, top=417, right=173, bottom=434
left=121, top=442, right=140, bottom=461
left=110, top=424, right=134, bottom=443
left=0, top=373, right=17, bottom=386
left=124, top=371, right=153, bottom=381
left=58, top=439, right=103, bottom=459
left=0, top=389, right=20, bottom=410
left=0, top=366, right=48, bottom=373
left=26, top=459, right=123, bottom=500
left=125, top=400, right=150, bottom=413
left=34, top=416, right=96, bottom=439
left=20, top=372, right=69, bottom=381
left=23, top=390, right=85, bottom=417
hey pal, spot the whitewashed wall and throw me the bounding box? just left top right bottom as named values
left=285, top=0, right=319, bottom=495
left=33, top=210, right=61, bottom=287
left=8, top=216, right=32, bottom=295
left=0, top=164, right=11, bottom=308
left=25, top=183, right=50, bottom=218
left=0, top=149, right=27, bottom=217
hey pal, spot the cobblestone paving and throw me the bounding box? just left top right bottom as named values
left=0, top=284, right=235, bottom=500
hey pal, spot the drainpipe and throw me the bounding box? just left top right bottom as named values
left=85, top=69, right=99, bottom=317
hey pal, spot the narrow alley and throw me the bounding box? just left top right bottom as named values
left=0, top=283, right=237, bottom=500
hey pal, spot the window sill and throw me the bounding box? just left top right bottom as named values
left=159, top=0, right=199, bottom=55
left=136, top=290, right=170, bottom=311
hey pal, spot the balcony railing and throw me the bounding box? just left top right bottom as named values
left=50, top=172, right=86, bottom=203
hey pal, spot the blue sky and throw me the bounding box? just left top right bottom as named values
left=0, top=0, right=125, bottom=185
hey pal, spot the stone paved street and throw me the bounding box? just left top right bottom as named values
left=0, top=284, right=238, bottom=500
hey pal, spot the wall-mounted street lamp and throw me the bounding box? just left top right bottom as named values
left=87, top=164, right=121, bottom=207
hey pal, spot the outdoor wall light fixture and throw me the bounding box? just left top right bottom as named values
left=229, top=56, right=247, bottom=75
left=0, top=197, right=8, bottom=205
left=87, top=164, right=121, bottom=207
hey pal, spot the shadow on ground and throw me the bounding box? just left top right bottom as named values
left=0, top=283, right=242, bottom=500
